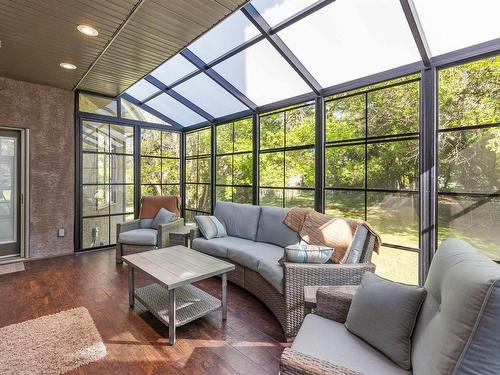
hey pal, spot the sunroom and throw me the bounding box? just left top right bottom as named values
left=0, top=0, right=499, bottom=374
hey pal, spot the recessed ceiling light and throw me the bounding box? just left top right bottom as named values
left=77, top=24, right=99, bottom=37
left=60, top=62, right=77, bottom=70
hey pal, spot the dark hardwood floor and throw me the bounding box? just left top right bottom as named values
left=0, top=249, right=288, bottom=374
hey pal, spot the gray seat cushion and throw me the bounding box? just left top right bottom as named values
left=293, top=314, right=412, bottom=375
left=256, top=206, right=300, bottom=248
left=192, top=236, right=255, bottom=258
left=257, top=254, right=284, bottom=294
left=227, top=241, right=284, bottom=272
left=214, top=201, right=261, bottom=241
left=118, top=228, right=157, bottom=246
left=412, top=238, right=500, bottom=375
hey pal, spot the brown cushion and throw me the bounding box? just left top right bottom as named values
left=139, top=196, right=180, bottom=219
left=300, top=211, right=357, bottom=263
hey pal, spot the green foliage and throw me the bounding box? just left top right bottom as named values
left=260, top=113, right=284, bottom=149
left=326, top=146, right=364, bottom=188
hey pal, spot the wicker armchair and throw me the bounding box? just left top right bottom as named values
left=116, top=196, right=184, bottom=263
left=282, top=239, right=500, bottom=375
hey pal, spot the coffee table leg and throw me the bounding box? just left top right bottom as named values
left=222, top=273, right=227, bottom=321
left=168, top=289, right=176, bottom=345
left=128, top=267, right=135, bottom=308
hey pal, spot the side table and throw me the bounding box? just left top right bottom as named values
left=304, top=285, right=358, bottom=313
left=169, top=225, right=197, bottom=247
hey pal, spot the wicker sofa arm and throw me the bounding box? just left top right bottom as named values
left=190, top=227, right=202, bottom=240
left=284, top=262, right=376, bottom=289
left=283, top=262, right=375, bottom=338
left=157, top=218, right=185, bottom=247
left=116, top=219, right=140, bottom=235
left=316, top=286, right=357, bottom=323
left=280, top=348, right=363, bottom=375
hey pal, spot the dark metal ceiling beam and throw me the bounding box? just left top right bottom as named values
left=400, top=0, right=431, bottom=67
left=242, top=3, right=323, bottom=95
left=144, top=75, right=215, bottom=123
left=121, top=93, right=184, bottom=130
left=180, top=49, right=258, bottom=111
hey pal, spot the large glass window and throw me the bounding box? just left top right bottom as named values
left=259, top=104, right=315, bottom=208
left=437, top=56, right=500, bottom=260
left=81, top=121, right=135, bottom=248
left=185, top=128, right=212, bottom=222
left=141, top=129, right=181, bottom=197
left=216, top=118, right=253, bottom=204
left=325, top=76, right=420, bottom=284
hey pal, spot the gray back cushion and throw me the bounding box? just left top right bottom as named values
left=345, top=224, right=369, bottom=264
left=214, top=201, right=261, bottom=241
left=345, top=272, right=426, bottom=370
left=256, top=206, right=300, bottom=248
left=140, top=218, right=153, bottom=228
left=412, top=239, right=500, bottom=375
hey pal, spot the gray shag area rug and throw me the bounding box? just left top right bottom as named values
left=0, top=307, right=106, bottom=375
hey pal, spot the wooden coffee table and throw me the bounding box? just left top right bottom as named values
left=123, top=245, right=235, bottom=345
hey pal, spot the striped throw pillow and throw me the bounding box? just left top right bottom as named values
left=195, top=216, right=227, bottom=240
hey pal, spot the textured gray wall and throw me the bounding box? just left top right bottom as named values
left=0, top=77, right=75, bottom=258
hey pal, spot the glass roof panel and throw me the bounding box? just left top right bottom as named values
left=213, top=39, right=311, bottom=106
left=147, top=93, right=206, bottom=127
left=121, top=99, right=168, bottom=125
left=412, top=0, right=500, bottom=56
left=278, top=0, right=421, bottom=88
left=150, top=54, right=198, bottom=86
left=251, top=0, right=317, bottom=27
left=124, top=80, right=159, bottom=102
left=188, top=10, right=261, bottom=64
left=174, top=72, right=248, bottom=118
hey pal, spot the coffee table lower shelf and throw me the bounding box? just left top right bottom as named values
left=135, top=283, right=221, bottom=329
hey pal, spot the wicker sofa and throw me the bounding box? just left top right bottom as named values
left=280, top=239, right=500, bottom=375
left=190, top=201, right=376, bottom=339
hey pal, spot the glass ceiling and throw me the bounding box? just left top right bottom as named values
left=123, top=0, right=500, bottom=128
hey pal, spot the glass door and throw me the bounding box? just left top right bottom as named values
left=0, top=130, right=21, bottom=257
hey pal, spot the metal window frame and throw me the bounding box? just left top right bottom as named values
left=75, top=90, right=182, bottom=252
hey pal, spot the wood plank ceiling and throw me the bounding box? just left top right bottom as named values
left=0, top=0, right=247, bottom=96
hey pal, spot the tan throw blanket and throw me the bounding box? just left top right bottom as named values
left=283, top=208, right=381, bottom=264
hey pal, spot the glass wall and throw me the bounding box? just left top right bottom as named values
left=325, top=76, right=420, bottom=284
left=78, top=92, right=179, bottom=250
left=141, top=130, right=180, bottom=197
left=259, top=104, right=316, bottom=208
left=81, top=121, right=135, bottom=248
left=437, top=56, right=500, bottom=261
left=185, top=127, right=212, bottom=222
left=216, top=118, right=253, bottom=204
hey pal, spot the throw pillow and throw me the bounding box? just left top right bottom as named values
left=282, top=244, right=333, bottom=264
left=345, top=272, right=427, bottom=370
left=195, top=216, right=227, bottom=240
left=300, top=211, right=358, bottom=263
left=151, top=208, right=177, bottom=229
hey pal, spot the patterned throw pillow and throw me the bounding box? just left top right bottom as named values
left=283, top=244, right=334, bottom=264
left=195, top=216, right=227, bottom=240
